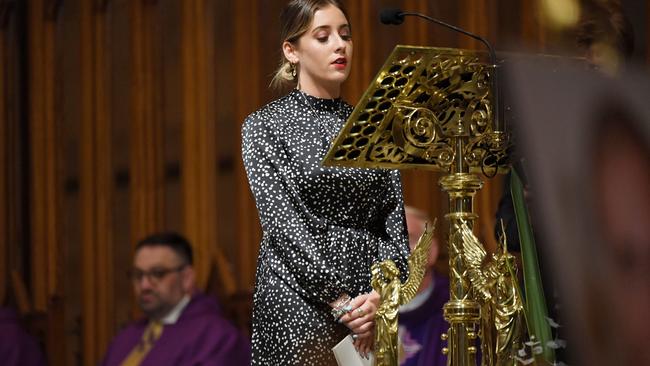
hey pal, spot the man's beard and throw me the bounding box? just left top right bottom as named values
left=138, top=290, right=169, bottom=320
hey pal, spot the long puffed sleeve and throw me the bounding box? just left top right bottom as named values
left=375, top=170, right=411, bottom=282
left=242, top=113, right=350, bottom=304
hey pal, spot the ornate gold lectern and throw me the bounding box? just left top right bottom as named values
left=324, top=46, right=520, bottom=366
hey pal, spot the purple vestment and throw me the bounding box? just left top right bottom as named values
left=102, top=293, right=251, bottom=366
left=0, top=307, right=47, bottom=366
left=398, top=273, right=450, bottom=366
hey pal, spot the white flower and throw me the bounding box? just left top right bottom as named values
left=546, top=316, right=561, bottom=328
left=525, top=339, right=541, bottom=347
left=514, top=355, right=535, bottom=365
left=517, top=346, right=528, bottom=357
left=546, top=338, right=567, bottom=349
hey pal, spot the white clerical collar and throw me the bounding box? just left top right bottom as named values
left=399, top=276, right=435, bottom=313
left=161, top=295, right=191, bottom=325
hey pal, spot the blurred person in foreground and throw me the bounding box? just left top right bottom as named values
left=497, top=0, right=635, bottom=259
left=589, top=105, right=649, bottom=366
left=506, top=32, right=650, bottom=364
left=397, top=206, right=448, bottom=366
left=493, top=2, right=635, bottom=363
left=101, top=232, right=250, bottom=366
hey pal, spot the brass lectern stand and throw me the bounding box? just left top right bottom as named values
left=324, top=46, right=517, bottom=366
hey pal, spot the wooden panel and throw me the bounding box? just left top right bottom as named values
left=180, top=0, right=219, bottom=290
left=159, top=0, right=183, bottom=236
left=344, top=0, right=372, bottom=102
left=521, top=0, right=546, bottom=50
left=79, top=1, right=98, bottom=363
left=10, top=270, right=31, bottom=313
left=403, top=0, right=430, bottom=46
left=43, top=6, right=59, bottom=308
left=0, top=9, right=7, bottom=305
left=0, top=0, right=28, bottom=312
left=458, top=0, right=489, bottom=49
left=28, top=0, right=47, bottom=313
left=211, top=1, right=238, bottom=297
left=109, top=0, right=135, bottom=339
left=130, top=0, right=165, bottom=247
left=79, top=0, right=114, bottom=364
left=233, top=0, right=263, bottom=290
left=27, top=0, right=61, bottom=315
left=28, top=1, right=65, bottom=365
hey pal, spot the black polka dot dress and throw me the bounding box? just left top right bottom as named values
left=241, top=89, right=410, bottom=365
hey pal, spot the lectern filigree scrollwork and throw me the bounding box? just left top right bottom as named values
left=324, top=46, right=513, bottom=366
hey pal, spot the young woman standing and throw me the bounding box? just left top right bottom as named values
left=242, top=1, right=410, bottom=364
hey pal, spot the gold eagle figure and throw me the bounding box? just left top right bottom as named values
left=457, top=220, right=525, bottom=366
left=372, top=219, right=436, bottom=366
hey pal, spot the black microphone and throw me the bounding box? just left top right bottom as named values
left=379, top=8, right=404, bottom=25
left=379, top=8, right=503, bottom=132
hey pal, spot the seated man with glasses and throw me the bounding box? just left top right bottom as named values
left=102, top=232, right=251, bottom=366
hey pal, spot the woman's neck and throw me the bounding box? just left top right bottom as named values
left=298, top=79, right=341, bottom=99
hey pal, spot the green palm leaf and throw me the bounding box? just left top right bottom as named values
left=510, top=170, right=555, bottom=363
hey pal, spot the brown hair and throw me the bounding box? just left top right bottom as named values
left=576, top=1, right=634, bottom=61
left=270, top=0, right=350, bottom=90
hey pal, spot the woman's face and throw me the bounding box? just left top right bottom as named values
left=285, top=4, right=353, bottom=94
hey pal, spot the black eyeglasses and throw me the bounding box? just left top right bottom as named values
left=128, top=265, right=186, bottom=284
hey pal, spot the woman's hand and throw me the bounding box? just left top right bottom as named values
left=338, top=291, right=381, bottom=356
left=353, top=330, right=374, bottom=359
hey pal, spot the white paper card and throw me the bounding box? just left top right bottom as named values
left=332, top=335, right=375, bottom=366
